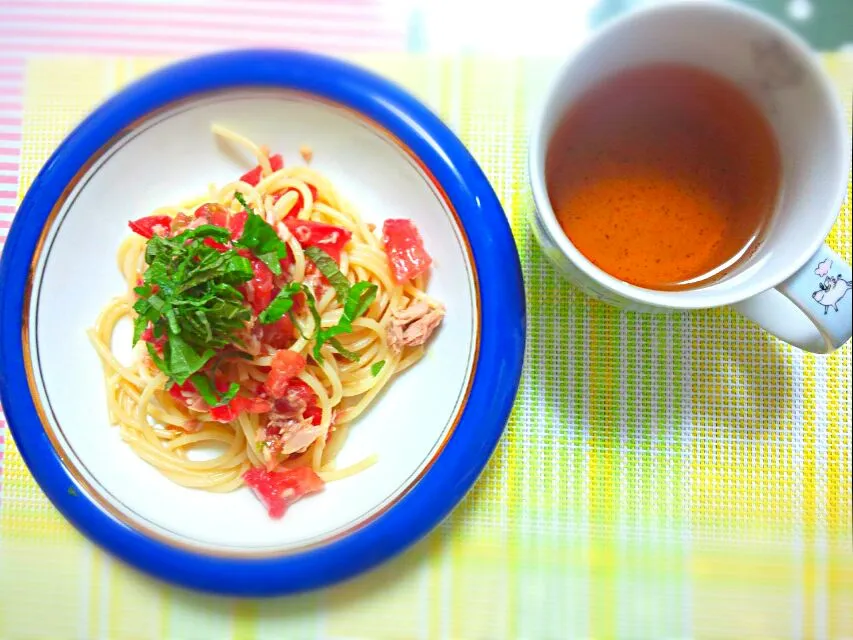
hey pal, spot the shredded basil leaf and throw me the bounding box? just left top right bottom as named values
left=311, top=281, right=378, bottom=362
left=233, top=192, right=288, bottom=276
left=288, top=309, right=310, bottom=340
left=132, top=313, right=149, bottom=345
left=326, top=337, right=360, bottom=361
left=146, top=342, right=169, bottom=375
left=163, top=333, right=215, bottom=385
left=371, top=360, right=385, bottom=376
left=174, top=224, right=231, bottom=243
left=133, top=225, right=253, bottom=385
left=299, top=286, right=325, bottom=361
left=258, top=282, right=301, bottom=325
left=344, top=282, right=378, bottom=321
left=189, top=373, right=240, bottom=408
left=233, top=192, right=253, bottom=215
left=304, top=246, right=350, bottom=303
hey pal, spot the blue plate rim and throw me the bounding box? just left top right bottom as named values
left=0, top=49, right=526, bottom=596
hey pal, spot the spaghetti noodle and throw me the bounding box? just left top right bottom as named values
left=88, top=126, right=445, bottom=518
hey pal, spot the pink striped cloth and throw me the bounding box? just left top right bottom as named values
left=0, top=0, right=406, bottom=492
left=0, top=54, right=20, bottom=252
left=0, top=0, right=406, bottom=55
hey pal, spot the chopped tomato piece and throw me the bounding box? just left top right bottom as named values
left=249, top=258, right=275, bottom=313
left=262, top=315, right=296, bottom=349
left=228, top=210, right=248, bottom=239
left=275, top=379, right=321, bottom=424
left=232, top=395, right=273, bottom=414
left=266, top=350, right=307, bottom=398
left=304, top=405, right=322, bottom=426
left=284, top=218, right=352, bottom=262
left=284, top=378, right=316, bottom=408
left=382, top=219, right=432, bottom=283
left=240, top=165, right=263, bottom=187
left=128, top=215, right=172, bottom=239
left=170, top=212, right=191, bottom=233
left=243, top=466, right=324, bottom=519
left=209, top=395, right=272, bottom=423
left=239, top=154, right=283, bottom=186
left=240, top=166, right=263, bottom=187
left=203, top=236, right=229, bottom=252
left=193, top=203, right=230, bottom=228
left=214, top=377, right=232, bottom=394
left=140, top=325, right=166, bottom=352
left=209, top=403, right=237, bottom=423
left=168, top=379, right=196, bottom=404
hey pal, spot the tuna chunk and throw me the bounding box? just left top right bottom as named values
left=261, top=414, right=325, bottom=470
left=386, top=301, right=445, bottom=352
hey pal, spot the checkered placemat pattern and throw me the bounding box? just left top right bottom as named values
left=0, top=48, right=851, bottom=640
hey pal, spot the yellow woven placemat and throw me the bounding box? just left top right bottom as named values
left=0, top=54, right=850, bottom=639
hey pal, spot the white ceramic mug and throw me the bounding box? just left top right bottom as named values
left=528, top=0, right=852, bottom=354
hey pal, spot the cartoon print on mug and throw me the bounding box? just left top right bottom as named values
left=812, top=259, right=852, bottom=314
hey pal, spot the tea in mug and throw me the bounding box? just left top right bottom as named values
left=546, top=64, right=781, bottom=290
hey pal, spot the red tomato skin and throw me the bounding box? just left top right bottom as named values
left=210, top=395, right=272, bottom=423
left=128, top=215, right=172, bottom=239
left=262, top=316, right=296, bottom=349
left=382, top=219, right=433, bottom=283
left=203, top=237, right=229, bottom=252
left=273, top=379, right=321, bottom=424
left=239, top=154, right=284, bottom=186
left=283, top=219, right=352, bottom=262
left=209, top=404, right=237, bottom=422
left=265, top=350, right=307, bottom=398
left=303, top=405, right=323, bottom=426
left=229, top=210, right=248, bottom=239
left=249, top=259, right=274, bottom=313
left=168, top=379, right=196, bottom=404
left=276, top=378, right=318, bottom=412
left=243, top=466, right=324, bottom=519
left=232, top=396, right=273, bottom=414
left=140, top=325, right=166, bottom=352
left=193, top=203, right=230, bottom=228
left=239, top=166, right=262, bottom=186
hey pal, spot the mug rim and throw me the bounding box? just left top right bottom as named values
left=528, top=0, right=850, bottom=310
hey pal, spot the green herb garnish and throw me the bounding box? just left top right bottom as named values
left=233, top=192, right=288, bottom=275
left=133, top=228, right=253, bottom=385
left=304, top=246, right=351, bottom=303
left=251, top=230, right=378, bottom=363
left=312, top=281, right=377, bottom=362
left=189, top=373, right=240, bottom=408
left=371, top=360, right=385, bottom=376
left=258, top=282, right=302, bottom=325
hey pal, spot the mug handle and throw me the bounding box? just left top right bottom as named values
left=732, top=245, right=852, bottom=354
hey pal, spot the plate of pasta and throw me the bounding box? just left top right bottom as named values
left=0, top=50, right=525, bottom=595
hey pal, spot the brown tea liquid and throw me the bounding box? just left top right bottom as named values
left=546, top=64, right=781, bottom=290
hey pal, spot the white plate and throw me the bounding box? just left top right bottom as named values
left=0, top=50, right=525, bottom=595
